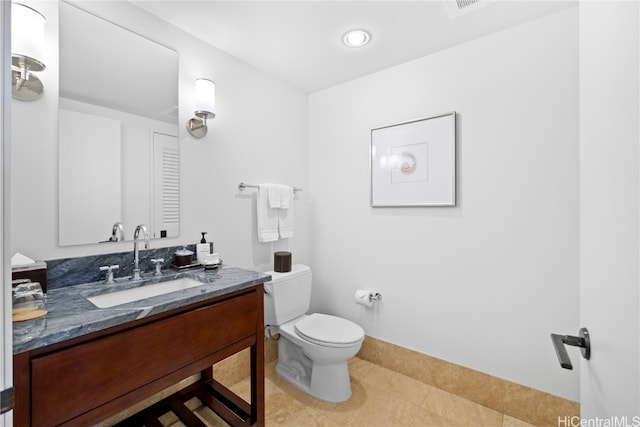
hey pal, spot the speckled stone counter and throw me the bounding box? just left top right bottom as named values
left=13, top=265, right=271, bottom=354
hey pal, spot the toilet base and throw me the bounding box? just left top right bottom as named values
left=276, top=335, right=353, bottom=403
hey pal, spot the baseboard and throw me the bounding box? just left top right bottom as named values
left=357, top=336, right=579, bottom=426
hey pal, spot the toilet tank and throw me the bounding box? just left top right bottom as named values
left=263, top=264, right=312, bottom=326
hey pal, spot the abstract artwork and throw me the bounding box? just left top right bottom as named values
left=370, top=112, right=456, bottom=207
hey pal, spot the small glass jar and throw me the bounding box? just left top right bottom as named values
left=13, top=281, right=47, bottom=342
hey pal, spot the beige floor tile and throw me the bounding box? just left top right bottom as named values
left=263, top=383, right=336, bottom=427
left=326, top=378, right=420, bottom=427
left=362, top=362, right=432, bottom=406
left=124, top=356, right=543, bottom=427
left=410, top=406, right=470, bottom=427
left=229, top=376, right=252, bottom=403
left=502, top=415, right=537, bottom=427
left=162, top=412, right=182, bottom=427
left=348, top=356, right=377, bottom=382
left=192, top=406, right=228, bottom=426
left=421, top=385, right=504, bottom=427
left=504, top=381, right=579, bottom=426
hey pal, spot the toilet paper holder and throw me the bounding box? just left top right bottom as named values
left=355, top=289, right=383, bottom=307
left=369, top=292, right=382, bottom=303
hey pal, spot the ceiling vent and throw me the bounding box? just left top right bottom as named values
left=443, top=0, right=497, bottom=18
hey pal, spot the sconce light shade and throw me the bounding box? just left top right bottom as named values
left=12, top=3, right=46, bottom=101
left=195, top=78, right=215, bottom=116
left=12, top=3, right=45, bottom=62
left=187, top=78, right=216, bottom=138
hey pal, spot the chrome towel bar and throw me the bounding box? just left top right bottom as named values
left=238, top=182, right=302, bottom=194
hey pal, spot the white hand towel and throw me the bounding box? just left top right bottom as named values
left=279, top=185, right=292, bottom=209
left=278, top=186, right=294, bottom=238
left=278, top=205, right=294, bottom=239
left=257, top=184, right=279, bottom=243
left=12, top=252, right=35, bottom=266
left=267, top=184, right=292, bottom=209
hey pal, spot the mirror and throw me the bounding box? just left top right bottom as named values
left=58, top=2, right=179, bottom=246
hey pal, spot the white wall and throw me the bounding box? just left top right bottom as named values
left=308, top=8, right=580, bottom=400
left=10, top=1, right=310, bottom=273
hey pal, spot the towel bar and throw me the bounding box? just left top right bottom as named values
left=238, top=182, right=302, bottom=194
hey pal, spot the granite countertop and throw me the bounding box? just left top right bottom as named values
left=13, top=265, right=271, bottom=354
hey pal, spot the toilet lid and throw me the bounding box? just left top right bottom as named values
left=294, top=313, right=364, bottom=346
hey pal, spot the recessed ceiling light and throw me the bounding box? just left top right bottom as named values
left=342, top=29, right=371, bottom=48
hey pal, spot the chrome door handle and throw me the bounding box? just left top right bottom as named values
left=550, top=327, right=591, bottom=370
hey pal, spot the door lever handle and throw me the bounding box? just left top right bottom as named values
left=550, top=327, right=590, bottom=370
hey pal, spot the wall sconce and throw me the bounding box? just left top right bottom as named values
left=187, top=78, right=216, bottom=138
left=12, top=3, right=46, bottom=101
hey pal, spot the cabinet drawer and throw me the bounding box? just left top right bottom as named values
left=31, top=292, right=257, bottom=427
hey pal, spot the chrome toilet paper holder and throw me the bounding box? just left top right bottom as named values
left=369, top=292, right=382, bottom=303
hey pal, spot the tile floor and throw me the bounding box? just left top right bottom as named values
left=164, top=358, right=537, bottom=427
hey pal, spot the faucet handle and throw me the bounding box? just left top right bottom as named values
left=99, top=265, right=120, bottom=284
left=151, top=258, right=164, bottom=276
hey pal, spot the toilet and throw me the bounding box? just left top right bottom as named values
left=263, top=264, right=365, bottom=403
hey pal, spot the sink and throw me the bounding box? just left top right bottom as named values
left=88, top=277, right=204, bottom=308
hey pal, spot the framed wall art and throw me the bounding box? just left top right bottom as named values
left=370, top=112, right=456, bottom=207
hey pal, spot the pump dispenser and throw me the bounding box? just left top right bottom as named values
left=196, top=232, right=218, bottom=265
left=196, top=232, right=209, bottom=264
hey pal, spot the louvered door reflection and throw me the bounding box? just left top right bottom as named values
left=153, top=132, right=180, bottom=239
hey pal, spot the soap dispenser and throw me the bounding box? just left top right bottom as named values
left=196, top=232, right=212, bottom=265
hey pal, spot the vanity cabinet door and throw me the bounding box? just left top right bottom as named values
left=30, top=292, right=257, bottom=427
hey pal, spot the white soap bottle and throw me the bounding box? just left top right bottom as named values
left=196, top=232, right=211, bottom=265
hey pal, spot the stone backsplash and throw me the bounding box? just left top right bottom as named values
left=45, top=244, right=196, bottom=290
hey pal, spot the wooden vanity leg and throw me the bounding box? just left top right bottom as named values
left=251, top=284, right=265, bottom=426
left=13, top=352, right=31, bottom=426
left=199, top=285, right=264, bottom=426
left=201, top=365, right=214, bottom=382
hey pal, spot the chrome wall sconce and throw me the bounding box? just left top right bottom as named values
left=12, top=3, right=46, bottom=101
left=187, top=78, right=216, bottom=138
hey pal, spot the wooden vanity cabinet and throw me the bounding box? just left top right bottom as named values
left=13, top=285, right=265, bottom=427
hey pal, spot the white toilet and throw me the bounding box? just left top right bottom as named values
left=263, top=264, right=365, bottom=403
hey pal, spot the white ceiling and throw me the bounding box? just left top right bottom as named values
left=134, top=0, right=576, bottom=94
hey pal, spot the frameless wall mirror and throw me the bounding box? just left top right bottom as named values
left=58, top=2, right=179, bottom=246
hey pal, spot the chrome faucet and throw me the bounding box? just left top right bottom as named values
left=109, top=221, right=125, bottom=242
left=132, top=224, right=150, bottom=280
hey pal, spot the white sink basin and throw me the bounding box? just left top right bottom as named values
left=88, top=277, right=204, bottom=308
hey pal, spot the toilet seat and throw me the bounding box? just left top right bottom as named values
left=294, top=313, right=364, bottom=348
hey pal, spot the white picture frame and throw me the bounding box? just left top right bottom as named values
left=370, top=112, right=456, bottom=207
